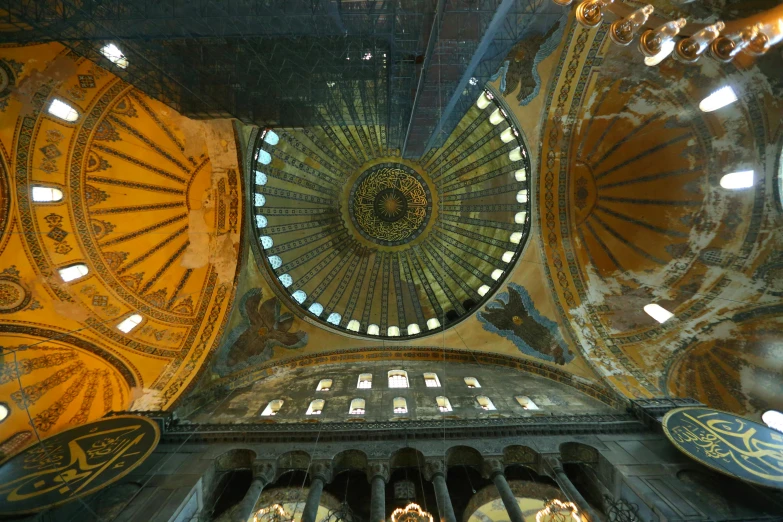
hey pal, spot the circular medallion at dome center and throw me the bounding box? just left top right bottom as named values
left=349, top=164, right=432, bottom=246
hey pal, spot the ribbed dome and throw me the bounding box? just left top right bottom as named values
left=250, top=89, right=531, bottom=339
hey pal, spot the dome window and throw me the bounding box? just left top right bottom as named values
left=387, top=326, right=400, bottom=337
left=491, top=269, right=504, bottom=281
left=516, top=396, right=539, bottom=410
left=644, top=303, right=674, bottom=324
left=514, top=212, right=527, bottom=224
left=32, top=186, right=63, bottom=202
left=500, top=127, right=516, bottom=143
left=100, top=43, right=128, bottom=68
left=254, top=193, right=266, bottom=207
left=476, top=396, right=496, bottom=411
left=48, top=98, right=79, bottom=122
left=436, top=396, right=452, bottom=412
left=263, top=130, right=280, bottom=146
left=347, top=319, right=361, bottom=332
left=367, top=324, right=380, bottom=335
left=255, top=171, right=268, bottom=185
left=489, top=108, right=505, bottom=125
left=256, top=149, right=272, bottom=165
left=279, top=273, right=293, bottom=288
left=255, top=215, right=267, bottom=228
left=0, top=402, right=8, bottom=423
left=268, top=255, right=282, bottom=269
left=117, top=313, right=143, bottom=334
left=406, top=323, right=420, bottom=335
left=292, top=290, right=306, bottom=304
left=464, top=377, right=481, bottom=389
left=699, top=86, right=737, bottom=113
left=426, top=318, right=440, bottom=330
left=510, top=232, right=523, bottom=244
left=476, top=91, right=493, bottom=109
left=515, top=169, right=527, bottom=182
left=478, top=285, right=491, bottom=297
left=316, top=379, right=332, bottom=392
left=393, top=397, right=408, bottom=414
left=423, top=373, right=440, bottom=388
left=762, top=410, right=783, bottom=433
left=388, top=370, right=408, bottom=388
left=357, top=373, right=372, bottom=389
left=306, top=399, right=324, bottom=415
left=349, top=398, right=365, bottom=415
left=502, top=251, right=514, bottom=263
left=720, top=170, right=754, bottom=190
left=509, top=147, right=524, bottom=162
left=260, top=236, right=273, bottom=249
left=261, top=399, right=283, bottom=416
left=59, top=263, right=89, bottom=282
left=326, top=312, right=341, bottom=325
left=516, top=190, right=528, bottom=203
left=308, top=303, right=324, bottom=316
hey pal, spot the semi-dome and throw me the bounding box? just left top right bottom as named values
left=250, top=88, right=532, bottom=339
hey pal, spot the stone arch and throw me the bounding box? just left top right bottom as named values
left=332, top=449, right=368, bottom=475
left=277, top=450, right=312, bottom=471
left=446, top=445, right=483, bottom=469
left=205, top=449, right=256, bottom=520
left=390, top=447, right=425, bottom=469
left=559, top=442, right=599, bottom=465
left=503, top=445, right=538, bottom=469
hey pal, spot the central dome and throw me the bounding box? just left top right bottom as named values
left=348, top=163, right=433, bottom=246
left=250, top=88, right=532, bottom=339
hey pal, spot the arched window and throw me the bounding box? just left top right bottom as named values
left=699, top=86, right=737, bottom=113
left=357, top=374, right=372, bottom=389
left=268, top=256, right=282, bottom=269
left=388, top=370, right=408, bottom=388
left=516, top=189, right=528, bottom=203
left=48, top=99, right=79, bottom=122
left=255, top=215, right=267, bottom=228
left=32, top=186, right=63, bottom=202
left=387, top=326, right=400, bottom=337
left=316, top=379, right=332, bottom=391
left=489, top=108, right=505, bottom=125
left=393, top=397, right=408, bottom=414
left=292, top=290, right=306, bottom=304
left=256, top=149, right=272, bottom=165
left=514, top=212, right=527, bottom=224
left=436, top=396, right=452, bottom=412
left=349, top=398, right=365, bottom=415
left=406, top=323, right=420, bottom=335
left=367, top=324, right=380, bottom=335
left=260, top=236, right=273, bottom=249
left=491, top=269, right=504, bottom=281
left=346, top=319, right=360, bottom=332
left=0, top=402, right=9, bottom=423
left=762, top=410, right=783, bottom=433
left=516, top=396, right=539, bottom=410
left=423, top=373, right=440, bottom=388
left=100, top=43, right=128, bottom=68
left=644, top=303, right=674, bottom=324
left=308, top=303, right=324, bottom=317
left=515, top=168, right=527, bottom=182
left=255, top=171, right=268, bottom=185
left=279, top=273, right=292, bottom=288
left=478, top=285, right=490, bottom=296
left=426, top=318, right=440, bottom=330
left=261, top=399, right=283, bottom=416
left=326, top=312, right=341, bottom=325
left=720, top=170, right=754, bottom=190
left=464, top=377, right=480, bottom=388
left=500, top=127, right=516, bottom=143
left=254, top=193, right=266, bottom=206
left=477, top=396, right=496, bottom=411
left=509, top=147, right=524, bottom=162
left=263, top=130, right=280, bottom=146
left=476, top=91, right=493, bottom=109
left=117, top=313, right=143, bottom=334
left=502, top=251, right=514, bottom=263
left=306, top=399, right=324, bottom=415
left=59, top=263, right=88, bottom=282
left=510, top=232, right=523, bottom=244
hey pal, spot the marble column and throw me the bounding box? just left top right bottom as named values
left=302, top=461, right=332, bottom=522
left=483, top=458, right=525, bottom=522
left=545, top=457, right=601, bottom=522
left=232, top=462, right=275, bottom=522
left=424, top=459, right=457, bottom=522
left=367, top=462, right=390, bottom=522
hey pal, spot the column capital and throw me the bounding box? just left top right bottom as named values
left=367, top=461, right=390, bottom=483
left=310, top=460, right=333, bottom=483
left=251, top=461, right=277, bottom=484
left=543, top=455, right=564, bottom=476
left=482, top=457, right=505, bottom=479
left=423, top=458, right=447, bottom=481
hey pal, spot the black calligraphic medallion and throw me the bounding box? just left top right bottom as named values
left=0, top=415, right=159, bottom=514
left=662, top=407, right=783, bottom=489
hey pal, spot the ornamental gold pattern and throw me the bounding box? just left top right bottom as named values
left=350, top=165, right=431, bottom=245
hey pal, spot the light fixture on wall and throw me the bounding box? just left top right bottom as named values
left=675, top=22, right=725, bottom=63
left=575, top=0, right=614, bottom=28
left=711, top=24, right=760, bottom=62
left=640, top=19, right=688, bottom=58
left=609, top=5, right=654, bottom=46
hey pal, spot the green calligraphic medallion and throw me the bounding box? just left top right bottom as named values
left=0, top=415, right=159, bottom=515
left=662, top=407, right=783, bottom=489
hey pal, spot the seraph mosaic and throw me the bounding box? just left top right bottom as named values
left=478, top=283, right=573, bottom=365
left=215, top=288, right=308, bottom=375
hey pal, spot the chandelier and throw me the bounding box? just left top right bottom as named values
left=321, top=500, right=361, bottom=522
left=254, top=504, right=293, bottom=522
left=535, top=499, right=581, bottom=522
left=391, top=503, right=434, bottom=522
